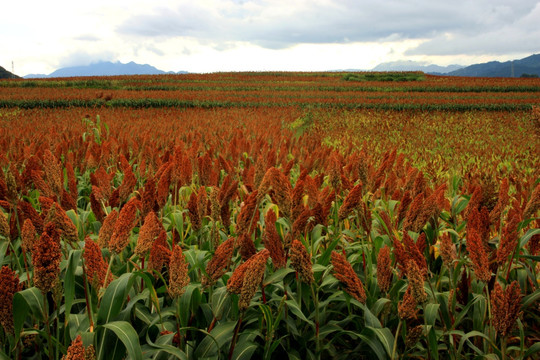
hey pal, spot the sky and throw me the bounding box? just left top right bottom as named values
left=2, top=0, right=540, bottom=76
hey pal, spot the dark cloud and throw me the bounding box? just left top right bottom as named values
left=116, top=0, right=540, bottom=54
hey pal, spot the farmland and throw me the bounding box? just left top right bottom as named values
left=0, top=72, right=539, bottom=359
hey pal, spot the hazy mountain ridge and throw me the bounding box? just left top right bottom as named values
left=24, top=61, right=188, bottom=78
left=371, top=61, right=463, bottom=74
left=15, top=54, right=540, bottom=78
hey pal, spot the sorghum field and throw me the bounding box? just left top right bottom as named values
left=0, top=72, right=539, bottom=359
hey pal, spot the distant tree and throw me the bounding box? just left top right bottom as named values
left=520, top=73, right=539, bottom=78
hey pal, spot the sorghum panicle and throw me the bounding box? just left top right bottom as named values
left=109, top=199, right=139, bottom=254
left=489, top=178, right=509, bottom=225
left=0, top=210, right=9, bottom=239
left=33, top=231, right=62, bottom=293
left=48, top=202, right=79, bottom=243
left=403, top=232, right=428, bottom=278
left=42, top=149, right=63, bottom=197
left=97, top=209, right=118, bottom=249
left=405, top=325, right=424, bottom=348
left=263, top=210, right=286, bottom=268
left=496, top=213, right=520, bottom=265
left=289, top=239, right=314, bottom=284
left=523, top=183, right=540, bottom=220
left=148, top=230, right=171, bottom=274
left=238, top=249, right=270, bottom=311
left=396, top=191, right=412, bottom=227
left=491, top=281, right=522, bottom=337
left=135, top=211, right=164, bottom=257
left=168, top=244, right=190, bottom=298
left=258, top=167, right=292, bottom=218
left=236, top=190, right=259, bottom=236
left=0, top=266, right=21, bottom=334
left=402, top=192, right=424, bottom=232
left=467, top=229, right=491, bottom=282
left=118, top=156, right=137, bottom=204
left=84, top=237, right=111, bottom=290
left=398, top=288, right=418, bottom=320
left=439, top=233, right=457, bottom=268
left=21, top=218, right=37, bottom=253
left=338, top=183, right=363, bottom=220
left=406, top=260, right=427, bottom=303
left=377, top=246, right=392, bottom=293
left=227, top=257, right=255, bottom=294
left=187, top=191, right=201, bottom=230
left=204, top=237, right=234, bottom=286
left=331, top=251, right=367, bottom=303
left=62, top=335, right=86, bottom=360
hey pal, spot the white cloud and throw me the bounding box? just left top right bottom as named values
left=1, top=0, right=539, bottom=76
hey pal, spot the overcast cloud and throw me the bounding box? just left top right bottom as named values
left=2, top=0, right=539, bottom=75
left=118, top=0, right=539, bottom=48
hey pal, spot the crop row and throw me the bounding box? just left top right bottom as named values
left=0, top=106, right=538, bottom=359
left=0, top=98, right=536, bottom=112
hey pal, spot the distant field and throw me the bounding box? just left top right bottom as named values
left=0, top=72, right=539, bottom=359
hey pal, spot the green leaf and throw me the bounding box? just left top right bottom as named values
left=426, top=325, right=439, bottom=360
left=316, top=236, right=340, bottom=266
left=97, top=272, right=134, bottom=325
left=211, top=286, right=231, bottom=319
left=194, top=320, right=236, bottom=358
left=64, top=249, right=82, bottom=320
left=365, top=326, right=394, bottom=359
left=66, top=209, right=81, bottom=238
left=519, top=228, right=540, bottom=248
left=519, top=254, right=540, bottom=261
left=0, top=241, right=8, bottom=265
left=457, top=330, right=497, bottom=356
left=285, top=300, right=314, bottom=326
left=13, top=287, right=44, bottom=345
left=179, top=284, right=198, bottom=327
left=68, top=314, right=90, bottom=340
left=319, top=323, right=341, bottom=338
left=523, top=342, right=540, bottom=359
left=356, top=331, right=388, bottom=360
left=522, top=289, right=540, bottom=309
left=424, top=303, right=439, bottom=326
left=263, top=267, right=295, bottom=286
left=145, top=332, right=188, bottom=360
left=232, top=340, right=258, bottom=360
left=363, top=304, right=382, bottom=328
left=371, top=298, right=391, bottom=317
left=102, top=321, right=143, bottom=360
left=259, top=304, right=274, bottom=335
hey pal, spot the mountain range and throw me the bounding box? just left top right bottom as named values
left=360, top=54, right=540, bottom=77
left=24, top=61, right=188, bottom=78
left=444, top=54, right=540, bottom=77
left=12, top=54, right=540, bottom=78
left=371, top=61, right=463, bottom=74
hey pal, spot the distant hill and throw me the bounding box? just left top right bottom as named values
left=372, top=61, right=463, bottom=74
left=446, top=54, right=540, bottom=77
left=0, top=66, right=21, bottom=79
left=24, top=61, right=188, bottom=78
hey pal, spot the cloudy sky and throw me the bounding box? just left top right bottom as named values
left=2, top=0, right=540, bottom=76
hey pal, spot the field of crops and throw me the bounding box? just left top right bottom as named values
left=0, top=72, right=539, bottom=359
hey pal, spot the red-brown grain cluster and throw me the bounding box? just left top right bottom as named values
left=331, top=251, right=367, bottom=303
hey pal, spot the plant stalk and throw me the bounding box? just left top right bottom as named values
left=228, top=313, right=243, bottom=360
left=391, top=320, right=403, bottom=360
